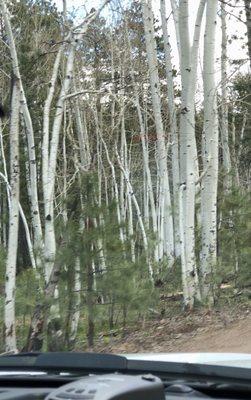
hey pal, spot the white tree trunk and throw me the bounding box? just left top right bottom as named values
left=0, top=0, right=43, bottom=260
left=21, top=91, right=43, bottom=252
left=73, top=80, right=91, bottom=170
left=0, top=124, right=37, bottom=271
left=201, top=0, right=219, bottom=304
left=177, top=0, right=206, bottom=307
left=43, top=1, right=110, bottom=283
left=244, top=0, right=251, bottom=68
left=69, top=257, right=81, bottom=345
left=177, top=0, right=205, bottom=184
left=220, top=1, right=231, bottom=182
left=120, top=95, right=136, bottom=263
left=4, top=76, right=21, bottom=352
left=160, top=0, right=180, bottom=257
left=125, top=21, right=158, bottom=259
left=116, top=149, right=153, bottom=278
left=170, top=0, right=181, bottom=57
left=94, top=106, right=125, bottom=246
left=142, top=0, right=174, bottom=262
left=0, top=0, right=22, bottom=351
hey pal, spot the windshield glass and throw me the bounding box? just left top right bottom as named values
left=0, top=0, right=250, bottom=370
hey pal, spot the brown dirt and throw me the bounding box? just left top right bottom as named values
left=93, top=305, right=251, bottom=354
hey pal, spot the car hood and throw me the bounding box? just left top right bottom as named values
left=123, top=353, right=251, bottom=369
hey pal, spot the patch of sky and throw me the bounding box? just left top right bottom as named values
left=54, top=0, right=131, bottom=27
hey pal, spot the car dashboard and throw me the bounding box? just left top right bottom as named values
left=0, top=353, right=250, bottom=400
left=0, top=372, right=250, bottom=400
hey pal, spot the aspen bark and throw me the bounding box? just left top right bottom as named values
left=116, top=149, right=153, bottom=278
left=201, top=0, right=219, bottom=304
left=125, top=20, right=158, bottom=260
left=26, top=1, right=110, bottom=351
left=244, top=0, right=251, bottom=68
left=178, top=0, right=205, bottom=307
left=43, top=0, right=110, bottom=283
left=4, top=76, right=21, bottom=352
left=220, top=1, right=231, bottom=183
left=0, top=0, right=43, bottom=260
left=68, top=257, right=81, bottom=348
left=0, top=0, right=21, bottom=351
left=160, top=0, right=180, bottom=257
left=142, top=0, right=174, bottom=262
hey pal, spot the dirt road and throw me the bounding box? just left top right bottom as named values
left=174, top=316, right=251, bottom=353
left=95, top=308, right=251, bottom=354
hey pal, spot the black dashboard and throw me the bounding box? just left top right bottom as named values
left=0, top=373, right=249, bottom=400
left=0, top=353, right=250, bottom=400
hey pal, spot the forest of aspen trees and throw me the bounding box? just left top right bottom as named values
left=0, top=0, right=250, bottom=353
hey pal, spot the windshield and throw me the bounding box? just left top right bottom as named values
left=0, top=0, right=250, bottom=370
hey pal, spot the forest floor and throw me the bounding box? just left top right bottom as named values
left=91, top=294, right=251, bottom=354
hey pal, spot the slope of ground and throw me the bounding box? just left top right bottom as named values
left=93, top=304, right=251, bottom=354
